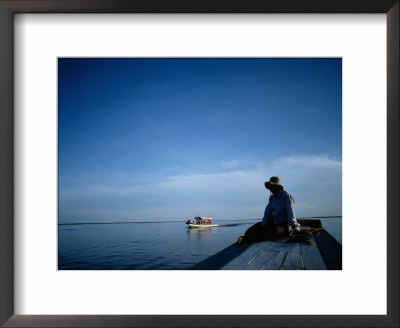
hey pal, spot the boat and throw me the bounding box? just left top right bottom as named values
left=190, top=219, right=342, bottom=270
left=186, top=216, right=219, bottom=229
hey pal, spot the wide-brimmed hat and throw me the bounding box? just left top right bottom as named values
left=264, top=176, right=284, bottom=191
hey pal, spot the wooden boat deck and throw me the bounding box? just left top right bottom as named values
left=190, top=220, right=342, bottom=270
left=220, top=236, right=326, bottom=270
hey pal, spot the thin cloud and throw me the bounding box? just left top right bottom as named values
left=220, top=159, right=240, bottom=168
left=59, top=153, right=342, bottom=222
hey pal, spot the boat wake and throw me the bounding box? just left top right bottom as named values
left=218, top=223, right=252, bottom=227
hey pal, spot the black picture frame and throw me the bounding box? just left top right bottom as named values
left=0, top=1, right=398, bottom=327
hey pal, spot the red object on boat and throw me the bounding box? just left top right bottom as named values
left=194, top=217, right=212, bottom=224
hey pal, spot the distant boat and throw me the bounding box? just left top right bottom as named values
left=186, top=216, right=219, bottom=229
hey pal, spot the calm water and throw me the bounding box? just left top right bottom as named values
left=58, top=218, right=342, bottom=270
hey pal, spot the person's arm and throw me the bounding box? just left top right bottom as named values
left=285, top=192, right=300, bottom=231
left=261, top=201, right=272, bottom=226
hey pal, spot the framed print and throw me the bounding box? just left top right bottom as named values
left=0, top=0, right=398, bottom=327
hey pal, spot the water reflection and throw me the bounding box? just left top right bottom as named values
left=187, top=227, right=214, bottom=234
left=186, top=226, right=214, bottom=241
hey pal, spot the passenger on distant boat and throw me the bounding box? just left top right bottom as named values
left=237, top=176, right=301, bottom=244
left=194, top=217, right=212, bottom=224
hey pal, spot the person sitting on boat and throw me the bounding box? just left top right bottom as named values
left=237, top=176, right=301, bottom=244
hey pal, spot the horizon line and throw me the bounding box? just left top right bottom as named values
left=58, top=216, right=342, bottom=226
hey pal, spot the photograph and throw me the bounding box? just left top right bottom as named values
left=1, top=0, right=397, bottom=325
left=58, top=57, right=342, bottom=270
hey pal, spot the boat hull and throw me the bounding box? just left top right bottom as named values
left=188, top=224, right=219, bottom=229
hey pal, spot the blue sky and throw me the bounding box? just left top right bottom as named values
left=58, top=58, right=342, bottom=223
